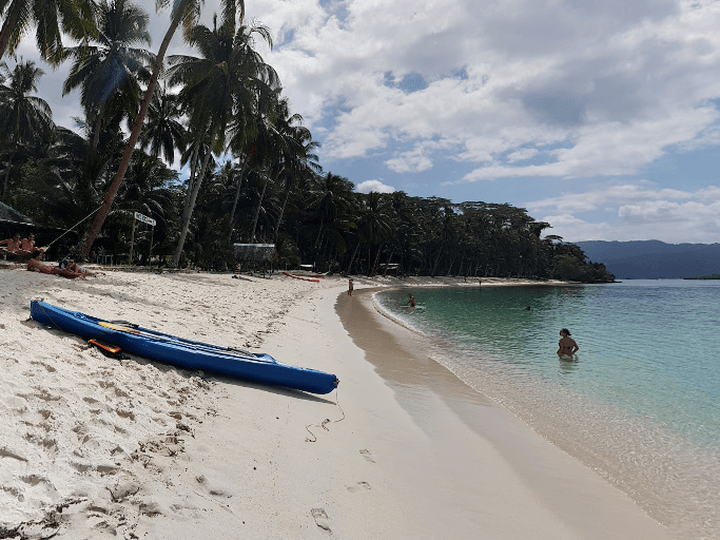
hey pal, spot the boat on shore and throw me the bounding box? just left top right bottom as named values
left=30, top=300, right=339, bottom=395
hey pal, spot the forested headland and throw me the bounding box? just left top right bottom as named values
left=0, top=0, right=614, bottom=283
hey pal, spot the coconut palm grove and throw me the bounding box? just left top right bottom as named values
left=0, top=0, right=613, bottom=282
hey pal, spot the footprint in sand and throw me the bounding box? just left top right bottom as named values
left=359, top=449, right=375, bottom=463
left=311, top=508, right=331, bottom=533
left=347, top=481, right=371, bottom=493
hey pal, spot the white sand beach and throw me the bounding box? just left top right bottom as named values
left=1, top=267, right=668, bottom=539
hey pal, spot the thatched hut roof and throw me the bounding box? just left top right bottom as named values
left=0, top=202, right=37, bottom=226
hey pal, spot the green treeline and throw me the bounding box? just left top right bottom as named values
left=0, top=0, right=613, bottom=283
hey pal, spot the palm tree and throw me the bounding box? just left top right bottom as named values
left=62, top=0, right=153, bottom=152
left=0, top=0, right=97, bottom=64
left=384, top=191, right=419, bottom=275
left=310, top=172, right=356, bottom=250
left=273, top=137, right=319, bottom=240
left=166, top=8, right=280, bottom=266
left=225, top=157, right=248, bottom=241
left=121, top=151, right=178, bottom=262
left=139, top=83, right=186, bottom=165
left=8, top=126, right=85, bottom=228
left=357, top=192, right=394, bottom=275
left=0, top=60, right=54, bottom=202
left=265, top=98, right=320, bottom=240
left=245, top=97, right=299, bottom=242
left=79, top=0, right=234, bottom=259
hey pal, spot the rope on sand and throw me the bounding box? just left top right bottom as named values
left=305, top=388, right=346, bottom=443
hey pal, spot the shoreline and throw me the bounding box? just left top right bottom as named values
left=337, top=287, right=668, bottom=539
left=0, top=269, right=666, bottom=538
left=366, top=280, right=720, bottom=540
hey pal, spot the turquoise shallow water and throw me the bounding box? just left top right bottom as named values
left=376, top=280, right=720, bottom=539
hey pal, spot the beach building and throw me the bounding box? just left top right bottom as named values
left=0, top=201, right=37, bottom=236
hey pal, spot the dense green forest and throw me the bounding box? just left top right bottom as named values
left=0, top=0, right=614, bottom=283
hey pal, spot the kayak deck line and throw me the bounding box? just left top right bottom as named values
left=96, top=321, right=268, bottom=361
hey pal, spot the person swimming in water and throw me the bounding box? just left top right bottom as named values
left=557, top=328, right=579, bottom=358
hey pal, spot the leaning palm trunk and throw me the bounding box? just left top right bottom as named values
left=383, top=247, right=395, bottom=277
left=79, top=11, right=184, bottom=258
left=227, top=158, right=247, bottom=241
left=446, top=254, right=457, bottom=276
left=431, top=249, right=444, bottom=277
left=346, top=242, right=360, bottom=275
left=314, top=217, right=325, bottom=249
left=250, top=174, right=269, bottom=242
left=274, top=186, right=291, bottom=240
left=91, top=113, right=103, bottom=152
left=372, top=243, right=383, bottom=276
left=171, top=143, right=214, bottom=267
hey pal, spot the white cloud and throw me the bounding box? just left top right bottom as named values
left=24, top=0, right=720, bottom=180
left=356, top=180, right=396, bottom=194
left=507, top=148, right=540, bottom=163
left=385, top=143, right=438, bottom=173
left=244, top=0, right=720, bottom=186
left=531, top=181, right=720, bottom=243
left=529, top=182, right=694, bottom=212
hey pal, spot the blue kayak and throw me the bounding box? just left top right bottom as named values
left=30, top=300, right=339, bottom=395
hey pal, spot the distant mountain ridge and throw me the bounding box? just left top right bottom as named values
left=575, top=240, right=720, bottom=279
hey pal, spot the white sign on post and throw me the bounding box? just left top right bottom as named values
left=134, top=211, right=156, bottom=226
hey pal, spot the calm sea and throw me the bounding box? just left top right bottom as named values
left=376, top=280, right=720, bottom=539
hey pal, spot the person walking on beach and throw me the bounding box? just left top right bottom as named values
left=348, top=278, right=353, bottom=296
left=557, top=328, right=579, bottom=358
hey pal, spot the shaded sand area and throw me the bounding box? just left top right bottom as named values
left=1, top=268, right=667, bottom=538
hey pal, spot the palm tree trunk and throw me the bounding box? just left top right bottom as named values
left=314, top=216, right=325, bottom=249
left=171, top=143, right=213, bottom=267
left=2, top=149, right=14, bottom=202
left=250, top=174, right=269, bottom=242
left=227, top=158, right=247, bottom=241
left=383, top=247, right=395, bottom=277
left=446, top=254, right=456, bottom=276
left=169, top=143, right=199, bottom=266
left=91, top=113, right=103, bottom=152
left=346, top=242, right=360, bottom=275
left=274, top=186, right=290, bottom=240
left=79, top=14, right=182, bottom=258
left=372, top=243, right=383, bottom=276
left=431, top=249, right=444, bottom=277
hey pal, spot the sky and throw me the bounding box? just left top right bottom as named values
left=13, top=0, right=720, bottom=244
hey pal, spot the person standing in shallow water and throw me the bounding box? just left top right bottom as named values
left=348, top=278, right=353, bottom=296
left=557, top=328, right=579, bottom=358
